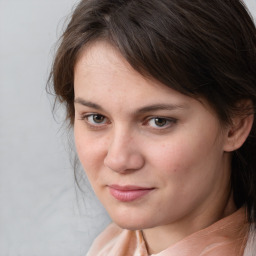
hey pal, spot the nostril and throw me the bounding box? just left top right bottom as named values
left=104, top=150, right=145, bottom=173
left=104, top=154, right=127, bottom=173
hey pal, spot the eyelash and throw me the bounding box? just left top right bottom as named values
left=79, top=113, right=110, bottom=129
left=144, top=116, right=177, bottom=129
left=79, top=113, right=177, bottom=130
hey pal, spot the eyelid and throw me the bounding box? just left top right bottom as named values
left=143, top=116, right=177, bottom=129
left=79, top=113, right=111, bottom=127
left=78, top=112, right=177, bottom=131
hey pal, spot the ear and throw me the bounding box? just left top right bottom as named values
left=223, top=101, right=254, bottom=152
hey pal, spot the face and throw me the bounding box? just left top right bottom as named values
left=73, top=42, right=232, bottom=232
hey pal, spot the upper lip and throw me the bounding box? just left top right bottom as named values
left=109, top=184, right=154, bottom=191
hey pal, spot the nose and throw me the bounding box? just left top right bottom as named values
left=104, top=129, right=145, bottom=173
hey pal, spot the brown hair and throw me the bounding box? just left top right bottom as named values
left=49, top=0, right=256, bottom=223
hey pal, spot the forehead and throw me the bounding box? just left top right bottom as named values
left=76, top=42, right=178, bottom=95
left=76, top=41, right=127, bottom=70
left=74, top=41, right=146, bottom=92
left=74, top=41, right=215, bottom=116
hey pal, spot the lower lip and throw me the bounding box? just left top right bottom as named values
left=109, top=187, right=154, bottom=202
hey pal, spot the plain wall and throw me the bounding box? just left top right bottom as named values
left=0, top=0, right=255, bottom=255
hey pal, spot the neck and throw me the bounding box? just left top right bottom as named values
left=142, top=192, right=236, bottom=254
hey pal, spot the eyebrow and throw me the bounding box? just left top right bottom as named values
left=136, top=104, right=187, bottom=113
left=74, top=98, right=103, bottom=110
left=74, top=97, right=187, bottom=113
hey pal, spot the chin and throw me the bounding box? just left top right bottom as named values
left=115, top=222, right=140, bottom=231
left=114, top=220, right=148, bottom=231
left=109, top=211, right=156, bottom=231
left=102, top=196, right=159, bottom=230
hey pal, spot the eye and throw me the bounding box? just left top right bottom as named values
left=86, top=114, right=108, bottom=125
left=147, top=117, right=176, bottom=129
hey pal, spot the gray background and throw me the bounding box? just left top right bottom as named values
left=0, top=0, right=255, bottom=255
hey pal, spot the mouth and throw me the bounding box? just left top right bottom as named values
left=108, top=184, right=155, bottom=202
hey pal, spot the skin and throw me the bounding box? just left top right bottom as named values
left=73, top=42, right=238, bottom=254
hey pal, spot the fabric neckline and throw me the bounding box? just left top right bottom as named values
left=141, top=207, right=248, bottom=256
left=87, top=207, right=249, bottom=256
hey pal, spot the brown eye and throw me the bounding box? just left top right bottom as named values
left=92, top=114, right=105, bottom=123
left=86, top=114, right=107, bottom=125
left=147, top=117, right=176, bottom=129
left=154, top=118, right=167, bottom=127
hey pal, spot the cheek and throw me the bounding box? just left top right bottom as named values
left=146, top=139, right=199, bottom=174
left=74, top=128, right=107, bottom=179
left=146, top=128, right=222, bottom=180
left=145, top=136, right=222, bottom=212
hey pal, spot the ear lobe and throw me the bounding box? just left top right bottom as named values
left=223, top=113, right=254, bottom=152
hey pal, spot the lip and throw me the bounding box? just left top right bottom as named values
left=108, top=184, right=155, bottom=202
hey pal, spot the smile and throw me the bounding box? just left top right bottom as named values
left=108, top=185, right=155, bottom=202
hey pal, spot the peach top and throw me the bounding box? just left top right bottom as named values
left=87, top=207, right=248, bottom=256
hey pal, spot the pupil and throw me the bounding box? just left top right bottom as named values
left=155, top=118, right=166, bottom=127
left=93, top=115, right=104, bottom=123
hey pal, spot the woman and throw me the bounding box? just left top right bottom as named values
left=50, top=0, right=256, bottom=255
